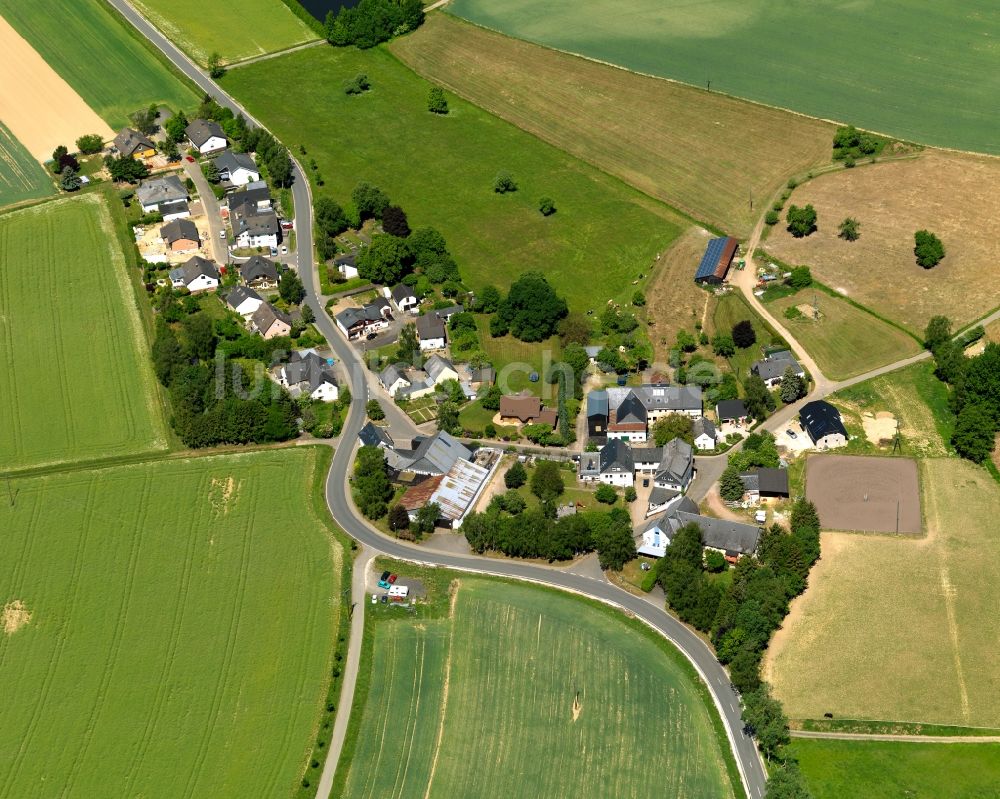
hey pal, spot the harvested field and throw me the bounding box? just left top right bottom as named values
left=0, top=448, right=342, bottom=798
left=340, top=578, right=736, bottom=798
left=0, top=123, right=53, bottom=207
left=222, top=46, right=685, bottom=313
left=0, top=15, right=113, bottom=160
left=0, top=194, right=167, bottom=470
left=0, top=0, right=197, bottom=128
left=766, top=291, right=921, bottom=380
left=130, top=0, right=318, bottom=66
left=766, top=152, right=1000, bottom=333
left=392, top=13, right=833, bottom=236
left=767, top=458, right=1000, bottom=727
left=805, top=455, right=921, bottom=534
left=447, top=0, right=1000, bottom=155
left=646, top=227, right=716, bottom=364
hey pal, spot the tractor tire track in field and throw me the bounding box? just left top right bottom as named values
left=121, top=470, right=208, bottom=795
left=422, top=583, right=459, bottom=799
left=0, top=482, right=45, bottom=672
left=0, top=477, right=98, bottom=795
left=61, top=472, right=152, bottom=795
left=44, top=209, right=79, bottom=458
left=180, top=476, right=258, bottom=799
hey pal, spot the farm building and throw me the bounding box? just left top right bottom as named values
left=739, top=468, right=790, bottom=501
left=800, top=400, right=848, bottom=450
left=399, top=458, right=492, bottom=529
left=386, top=430, right=471, bottom=476
left=587, top=390, right=609, bottom=442
left=694, top=236, right=739, bottom=285
left=579, top=438, right=635, bottom=487
left=638, top=504, right=761, bottom=560
left=606, top=391, right=648, bottom=443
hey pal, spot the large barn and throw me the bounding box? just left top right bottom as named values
left=694, top=236, right=739, bottom=284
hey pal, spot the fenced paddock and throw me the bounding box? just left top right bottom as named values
left=805, top=455, right=921, bottom=534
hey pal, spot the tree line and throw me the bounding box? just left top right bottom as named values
left=324, top=0, right=424, bottom=49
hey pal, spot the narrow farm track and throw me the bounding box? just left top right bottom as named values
left=791, top=730, right=1000, bottom=744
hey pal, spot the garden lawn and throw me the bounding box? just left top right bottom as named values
left=0, top=195, right=168, bottom=470
left=221, top=46, right=686, bottom=312
left=792, top=738, right=1000, bottom=799
left=340, top=578, right=736, bottom=798
left=474, top=316, right=562, bottom=396
left=392, top=13, right=833, bottom=236
left=766, top=291, right=920, bottom=380
left=447, top=0, right=1000, bottom=155
left=0, top=0, right=197, bottom=127
left=130, top=0, right=318, bottom=66
left=766, top=458, right=1000, bottom=727
left=0, top=448, right=342, bottom=799
left=710, top=292, right=782, bottom=390
left=0, top=123, right=53, bottom=207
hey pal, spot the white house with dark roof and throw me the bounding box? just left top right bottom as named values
left=799, top=400, right=848, bottom=450
left=692, top=417, right=719, bottom=451
left=638, top=502, right=761, bottom=560
left=751, top=351, right=805, bottom=388
left=336, top=301, right=390, bottom=340
left=416, top=313, right=446, bottom=351
left=389, top=283, right=418, bottom=313
left=606, top=384, right=703, bottom=426
left=274, top=350, right=338, bottom=402
left=225, top=285, right=264, bottom=317
left=578, top=438, right=635, bottom=487
left=136, top=174, right=189, bottom=218
left=606, top=391, right=648, bottom=443
left=653, top=438, right=694, bottom=492
left=425, top=354, right=459, bottom=385
left=239, top=255, right=280, bottom=290
left=213, top=151, right=259, bottom=186
left=250, top=302, right=292, bottom=340
left=186, top=118, right=227, bottom=154
left=169, top=256, right=219, bottom=293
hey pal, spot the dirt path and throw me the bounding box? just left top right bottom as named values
left=702, top=487, right=746, bottom=522
left=791, top=730, right=1000, bottom=743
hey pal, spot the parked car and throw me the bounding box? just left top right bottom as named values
left=388, top=573, right=398, bottom=585
left=365, top=332, right=378, bottom=341
left=218, top=229, right=226, bottom=239
left=269, top=246, right=278, bottom=256
left=185, top=155, right=195, bottom=163
left=280, top=245, right=288, bottom=254
left=377, top=570, right=391, bottom=589
left=786, top=429, right=797, bottom=439
left=380, top=595, right=387, bottom=604
left=371, top=594, right=377, bottom=604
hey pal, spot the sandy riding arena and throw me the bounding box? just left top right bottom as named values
left=806, top=455, right=921, bottom=534
left=0, top=16, right=112, bottom=161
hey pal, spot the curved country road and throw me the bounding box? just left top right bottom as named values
left=107, top=3, right=769, bottom=796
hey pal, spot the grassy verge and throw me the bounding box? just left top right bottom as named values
left=796, top=717, right=1000, bottom=737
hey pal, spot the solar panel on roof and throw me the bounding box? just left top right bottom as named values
left=695, top=237, right=726, bottom=280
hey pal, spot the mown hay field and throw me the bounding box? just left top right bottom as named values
left=0, top=448, right=341, bottom=799
left=766, top=152, right=1000, bottom=334
left=341, top=578, right=736, bottom=798
left=0, top=122, right=53, bottom=207
left=793, top=738, right=1000, bottom=799
left=130, top=0, right=318, bottom=67
left=766, top=458, right=1000, bottom=727
left=0, top=195, right=168, bottom=470
left=446, top=0, right=1000, bottom=155
left=222, top=46, right=686, bottom=312
left=765, top=291, right=921, bottom=380
left=392, top=13, right=833, bottom=237
left=0, top=0, right=197, bottom=128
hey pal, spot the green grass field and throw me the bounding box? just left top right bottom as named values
left=221, top=46, right=686, bottom=311
left=792, top=738, right=1000, bottom=799
left=711, top=292, right=782, bottom=389
left=0, top=195, right=168, bottom=470
left=447, top=1, right=1000, bottom=155
left=0, top=448, right=341, bottom=798
left=766, top=291, right=921, bottom=380
left=341, top=577, right=735, bottom=798
left=130, top=0, right=318, bottom=66
left=0, top=123, right=53, bottom=208
left=0, top=0, right=197, bottom=127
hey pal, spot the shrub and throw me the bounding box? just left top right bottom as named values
left=786, top=204, right=817, bottom=238
left=764, top=210, right=780, bottom=226
left=914, top=229, right=945, bottom=268
left=640, top=570, right=658, bottom=592
left=786, top=265, right=812, bottom=289
left=344, top=73, right=371, bottom=95
left=624, top=486, right=637, bottom=503
left=76, top=133, right=104, bottom=154
left=704, top=550, right=727, bottom=572
left=784, top=305, right=803, bottom=320
left=504, top=460, right=527, bottom=489
left=366, top=399, right=385, bottom=420
left=595, top=484, right=618, bottom=504
left=427, top=86, right=448, bottom=114
left=538, top=196, right=556, bottom=215
left=838, top=217, right=861, bottom=241
left=493, top=172, right=517, bottom=193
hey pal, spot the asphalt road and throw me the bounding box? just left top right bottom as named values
left=107, top=3, right=766, bottom=795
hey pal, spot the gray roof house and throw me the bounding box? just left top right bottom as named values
left=136, top=174, right=187, bottom=211
left=358, top=421, right=393, bottom=449
left=425, top=354, right=457, bottom=384
left=277, top=351, right=338, bottom=400
left=607, top=384, right=703, bottom=418
left=638, top=501, right=761, bottom=559
left=716, top=399, right=748, bottom=423
left=185, top=118, right=227, bottom=151
left=416, top=313, right=446, bottom=348
left=239, top=255, right=280, bottom=288
left=214, top=150, right=258, bottom=183
left=390, top=283, right=418, bottom=312
left=225, top=285, right=264, bottom=316
left=752, top=355, right=804, bottom=385
left=799, top=400, right=848, bottom=448
left=692, top=417, right=718, bottom=450
left=387, top=430, right=471, bottom=476
left=739, top=467, right=790, bottom=498
left=169, top=255, right=219, bottom=292
left=654, top=438, right=694, bottom=490
left=160, top=218, right=200, bottom=248
left=112, top=127, right=154, bottom=157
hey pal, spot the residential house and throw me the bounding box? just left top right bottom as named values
left=239, top=255, right=280, bottom=290
left=136, top=174, right=189, bottom=219
left=799, top=400, right=848, bottom=450
left=607, top=384, right=703, bottom=425
left=653, top=438, right=694, bottom=492
left=433, top=305, right=464, bottom=322
left=379, top=364, right=414, bottom=397
left=716, top=399, right=748, bottom=425
left=334, top=253, right=359, bottom=279
left=607, top=391, right=648, bottom=443
left=469, top=366, right=495, bottom=389
left=399, top=458, right=491, bottom=529
left=390, top=283, right=418, bottom=313
left=274, top=350, right=338, bottom=402
left=168, top=255, right=218, bottom=293
left=578, top=438, right=635, bottom=487
left=632, top=445, right=665, bottom=473
left=498, top=394, right=558, bottom=427
left=112, top=128, right=155, bottom=160
left=637, top=497, right=698, bottom=555
left=229, top=184, right=280, bottom=249
left=416, top=313, right=446, bottom=351
left=739, top=468, right=790, bottom=502
left=160, top=218, right=201, bottom=253
left=225, top=285, right=264, bottom=317
left=213, top=151, right=259, bottom=186
left=358, top=421, right=393, bottom=449
left=186, top=118, right=227, bottom=154
left=335, top=300, right=390, bottom=339
left=646, top=486, right=682, bottom=517
left=587, top=390, right=609, bottom=442
left=751, top=352, right=805, bottom=388
left=425, top=354, right=459, bottom=386
left=638, top=504, right=761, bottom=560
left=692, top=417, right=719, bottom=451
left=250, top=302, right=292, bottom=340
left=385, top=430, right=471, bottom=476
left=694, top=236, right=739, bottom=285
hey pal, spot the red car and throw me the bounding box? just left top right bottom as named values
left=387, top=573, right=398, bottom=585
left=185, top=155, right=195, bottom=163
